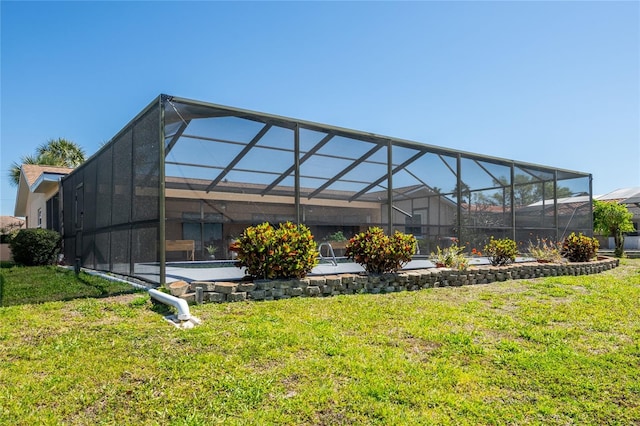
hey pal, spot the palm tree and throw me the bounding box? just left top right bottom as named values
left=37, top=138, right=85, bottom=167
left=451, top=181, right=471, bottom=204
left=9, top=138, right=85, bottom=186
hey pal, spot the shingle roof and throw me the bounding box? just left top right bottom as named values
left=21, top=164, right=73, bottom=187
left=595, top=187, right=640, bottom=204
left=0, top=216, right=25, bottom=230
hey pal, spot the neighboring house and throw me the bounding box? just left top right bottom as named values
left=14, top=164, right=73, bottom=231
left=595, top=187, right=640, bottom=227
left=0, top=216, right=25, bottom=261
left=595, top=187, right=640, bottom=249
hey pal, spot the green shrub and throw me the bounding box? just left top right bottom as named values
left=230, top=222, right=319, bottom=279
left=345, top=227, right=417, bottom=274
left=484, top=237, right=518, bottom=266
left=324, top=231, right=347, bottom=242
left=561, top=232, right=599, bottom=262
left=9, top=228, right=61, bottom=266
left=430, top=242, right=469, bottom=270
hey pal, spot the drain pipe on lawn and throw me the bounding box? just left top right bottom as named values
left=78, top=268, right=150, bottom=290
left=148, top=288, right=201, bottom=329
left=68, top=266, right=201, bottom=329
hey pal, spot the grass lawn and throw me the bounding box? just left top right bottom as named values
left=0, top=264, right=140, bottom=307
left=1, top=260, right=639, bottom=425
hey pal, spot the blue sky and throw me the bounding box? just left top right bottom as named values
left=1, top=1, right=638, bottom=216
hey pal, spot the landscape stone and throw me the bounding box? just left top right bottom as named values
left=190, top=281, right=216, bottom=292
left=214, top=282, right=238, bottom=294
left=227, top=292, right=247, bottom=302
left=208, top=292, right=225, bottom=303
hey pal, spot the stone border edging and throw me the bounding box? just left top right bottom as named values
left=178, top=257, right=620, bottom=304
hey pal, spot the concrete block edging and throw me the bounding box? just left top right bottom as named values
left=178, top=257, right=620, bottom=304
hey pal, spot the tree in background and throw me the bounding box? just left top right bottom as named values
left=593, top=199, right=635, bottom=258
left=491, top=175, right=573, bottom=207
left=9, top=138, right=85, bottom=186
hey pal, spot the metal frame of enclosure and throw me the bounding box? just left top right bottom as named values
left=61, top=95, right=593, bottom=284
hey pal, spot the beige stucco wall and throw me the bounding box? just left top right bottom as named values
left=26, top=193, right=45, bottom=228
left=25, top=186, right=59, bottom=229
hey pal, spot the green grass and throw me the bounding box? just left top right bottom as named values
left=1, top=260, right=639, bottom=425
left=0, top=264, right=140, bottom=306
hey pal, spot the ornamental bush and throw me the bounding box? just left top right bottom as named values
left=230, top=222, right=319, bottom=279
left=430, top=242, right=469, bottom=270
left=561, top=232, right=599, bottom=262
left=9, top=228, right=61, bottom=266
left=484, top=237, right=518, bottom=266
left=345, top=227, right=417, bottom=274
left=526, top=237, right=563, bottom=263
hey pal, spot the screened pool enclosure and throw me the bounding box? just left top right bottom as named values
left=61, top=95, right=593, bottom=284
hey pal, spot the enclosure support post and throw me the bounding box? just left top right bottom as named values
left=456, top=154, right=462, bottom=242
left=159, top=96, right=167, bottom=286
left=510, top=163, right=516, bottom=241
left=553, top=170, right=559, bottom=242
left=387, top=140, right=393, bottom=235
left=294, top=124, right=301, bottom=224
left=588, top=174, right=594, bottom=236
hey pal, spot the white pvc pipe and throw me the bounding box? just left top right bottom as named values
left=148, top=288, right=191, bottom=321
left=80, top=268, right=150, bottom=290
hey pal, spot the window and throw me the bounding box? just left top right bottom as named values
left=46, top=194, right=60, bottom=232
left=37, top=208, right=43, bottom=228
left=405, top=213, right=422, bottom=237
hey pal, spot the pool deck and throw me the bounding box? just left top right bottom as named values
left=133, top=256, right=532, bottom=285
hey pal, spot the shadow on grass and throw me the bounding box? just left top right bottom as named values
left=2, top=287, right=146, bottom=308
left=0, top=271, right=4, bottom=308
left=76, top=274, right=143, bottom=298
left=59, top=287, right=144, bottom=302
left=0, top=261, right=14, bottom=307
left=0, top=264, right=148, bottom=307
left=150, top=297, right=174, bottom=317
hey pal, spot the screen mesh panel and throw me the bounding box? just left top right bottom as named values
left=112, top=129, right=133, bottom=226
left=96, top=146, right=113, bottom=229
left=133, top=108, right=160, bottom=222
left=111, top=229, right=130, bottom=275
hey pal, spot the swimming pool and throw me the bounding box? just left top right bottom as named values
left=135, top=256, right=533, bottom=284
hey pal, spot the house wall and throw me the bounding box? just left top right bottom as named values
left=26, top=193, right=46, bottom=229
left=607, top=236, right=640, bottom=250
left=0, top=218, right=25, bottom=262
left=24, top=186, right=59, bottom=229
left=0, top=244, right=12, bottom=262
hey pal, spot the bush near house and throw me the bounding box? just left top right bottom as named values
left=9, top=228, right=61, bottom=266
left=484, top=237, right=518, bottom=266
left=345, top=227, right=417, bottom=274
left=230, top=222, right=319, bottom=279
left=430, top=241, right=469, bottom=270
left=561, top=232, right=599, bottom=262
